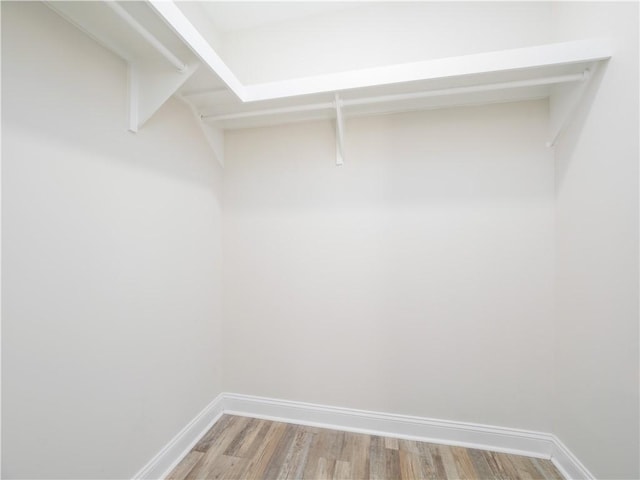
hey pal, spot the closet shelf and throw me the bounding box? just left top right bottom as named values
left=47, top=0, right=612, bottom=165
left=195, top=69, right=591, bottom=130
left=175, top=40, right=610, bottom=131
left=147, top=2, right=612, bottom=129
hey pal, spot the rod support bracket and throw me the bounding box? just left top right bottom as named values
left=547, top=64, right=600, bottom=148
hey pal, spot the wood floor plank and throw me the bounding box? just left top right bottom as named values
left=468, top=448, right=496, bottom=479
left=398, top=450, right=424, bottom=480
left=384, top=436, right=399, bottom=450
left=187, top=454, right=243, bottom=480
left=166, top=451, right=204, bottom=480
left=276, top=427, right=314, bottom=480
left=186, top=416, right=251, bottom=479
left=384, top=447, right=401, bottom=479
left=418, top=451, right=440, bottom=480
left=302, top=427, right=344, bottom=478
left=168, top=415, right=565, bottom=480
left=261, top=423, right=299, bottom=479
left=315, top=457, right=335, bottom=479
left=192, top=415, right=233, bottom=453
left=532, top=457, right=565, bottom=480
left=337, top=431, right=357, bottom=461
left=481, top=450, right=513, bottom=480
left=238, top=420, right=274, bottom=461
left=511, top=453, right=549, bottom=480
left=435, top=445, right=462, bottom=479
left=301, top=431, right=323, bottom=479
left=236, top=420, right=289, bottom=480
left=368, top=435, right=387, bottom=480
left=492, top=452, right=525, bottom=480
left=451, top=445, right=479, bottom=479
left=325, top=429, right=346, bottom=459
left=398, top=438, right=421, bottom=455
left=339, top=431, right=370, bottom=479
left=428, top=447, right=450, bottom=480
left=224, top=417, right=265, bottom=457
left=333, top=459, right=352, bottom=480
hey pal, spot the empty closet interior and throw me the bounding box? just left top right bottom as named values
left=2, top=1, right=638, bottom=479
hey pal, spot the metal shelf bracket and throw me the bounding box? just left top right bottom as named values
left=547, top=64, right=600, bottom=148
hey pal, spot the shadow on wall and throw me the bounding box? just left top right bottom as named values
left=3, top=98, right=223, bottom=203
left=224, top=100, right=553, bottom=215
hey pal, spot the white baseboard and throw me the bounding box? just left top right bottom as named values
left=132, top=394, right=225, bottom=480
left=132, top=392, right=594, bottom=480
left=550, top=435, right=595, bottom=480
left=223, top=393, right=554, bottom=459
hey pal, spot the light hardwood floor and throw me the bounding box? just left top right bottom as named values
left=167, top=415, right=564, bottom=480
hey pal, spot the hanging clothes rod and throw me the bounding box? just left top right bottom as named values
left=105, top=1, right=187, bottom=72
left=181, top=87, right=229, bottom=98
left=201, top=71, right=588, bottom=123
left=202, top=102, right=336, bottom=122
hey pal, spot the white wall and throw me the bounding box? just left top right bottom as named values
left=551, top=3, right=640, bottom=478
left=223, top=100, right=555, bottom=431
left=219, top=1, right=551, bottom=83
left=2, top=3, right=223, bottom=478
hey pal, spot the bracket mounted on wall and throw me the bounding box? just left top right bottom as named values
left=547, top=62, right=600, bottom=148
left=101, top=1, right=199, bottom=133
left=46, top=1, right=201, bottom=138
left=127, top=61, right=198, bottom=133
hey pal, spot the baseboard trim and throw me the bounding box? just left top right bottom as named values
left=132, top=392, right=593, bottom=480
left=223, top=393, right=554, bottom=460
left=550, top=435, right=595, bottom=480
left=132, top=393, right=225, bottom=480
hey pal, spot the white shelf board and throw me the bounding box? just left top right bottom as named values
left=240, top=39, right=611, bottom=103
left=178, top=38, right=609, bottom=129
left=46, top=1, right=188, bottom=68
left=150, top=0, right=611, bottom=109
left=49, top=0, right=612, bottom=148
left=156, top=0, right=611, bottom=131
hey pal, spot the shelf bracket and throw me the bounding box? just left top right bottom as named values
left=335, top=93, right=345, bottom=166
left=176, top=94, right=225, bottom=168
left=547, top=64, right=600, bottom=147
left=128, top=61, right=199, bottom=133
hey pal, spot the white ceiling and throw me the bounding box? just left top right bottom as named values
left=199, top=1, right=361, bottom=32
